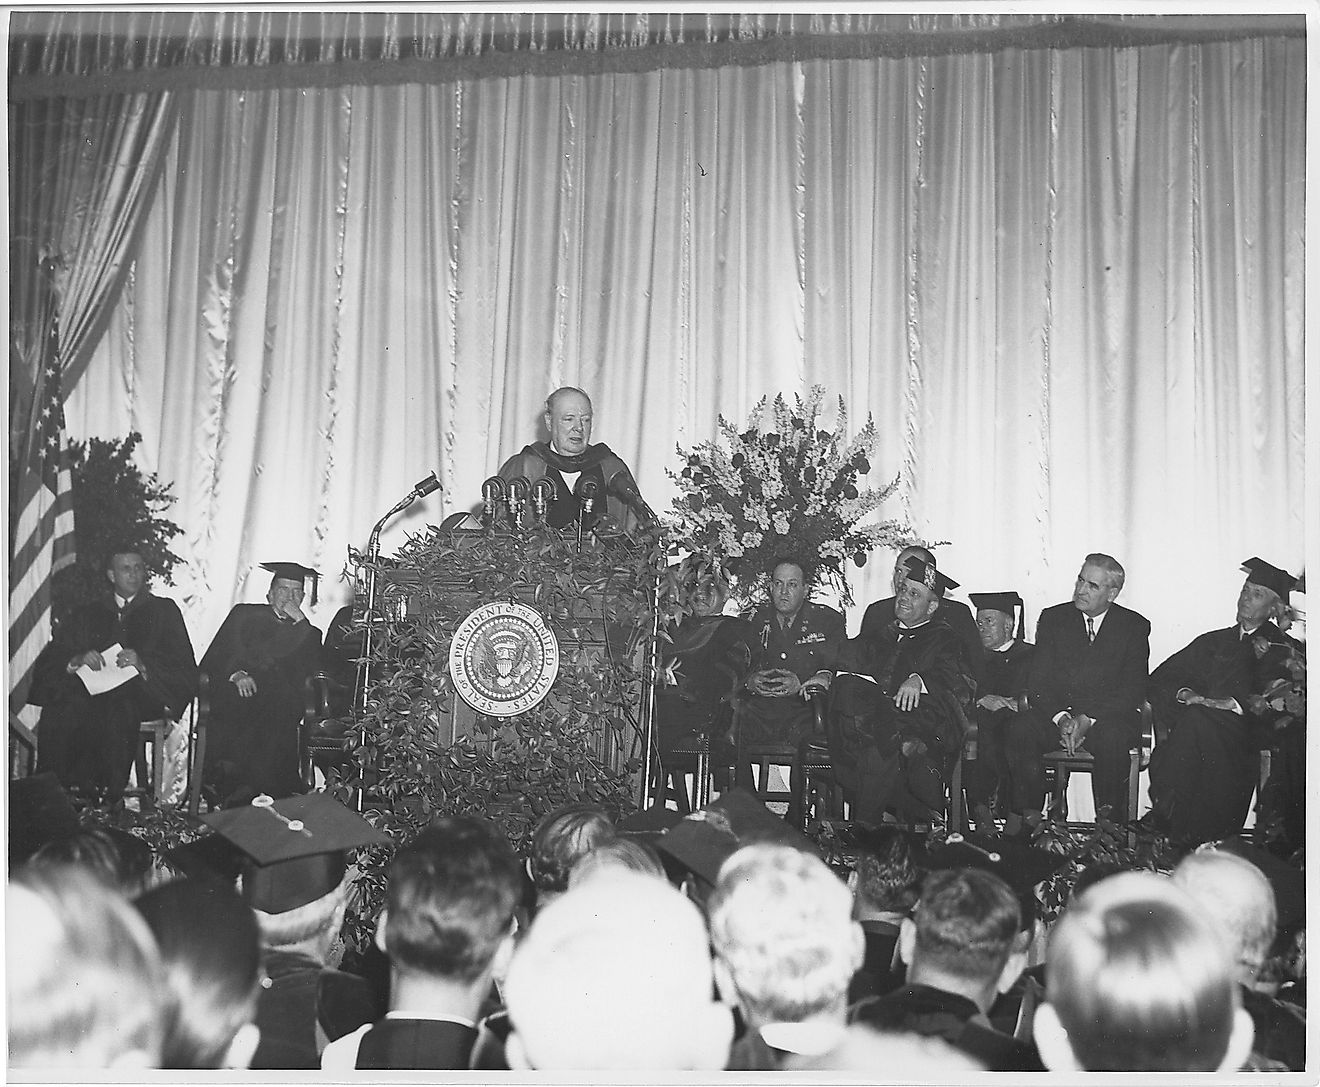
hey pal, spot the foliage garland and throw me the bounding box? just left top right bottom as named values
left=667, top=386, right=918, bottom=607
left=327, top=523, right=662, bottom=952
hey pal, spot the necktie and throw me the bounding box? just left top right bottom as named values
left=1086, top=616, right=1095, bottom=644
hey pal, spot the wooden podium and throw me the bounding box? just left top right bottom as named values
left=333, top=523, right=661, bottom=846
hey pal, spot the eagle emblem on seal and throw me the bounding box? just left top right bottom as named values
left=449, top=601, right=559, bottom=717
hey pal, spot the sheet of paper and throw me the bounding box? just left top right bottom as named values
left=75, top=643, right=140, bottom=696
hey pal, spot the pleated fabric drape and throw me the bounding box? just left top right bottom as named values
left=64, top=37, right=1305, bottom=661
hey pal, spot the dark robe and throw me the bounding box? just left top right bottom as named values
left=821, top=620, right=972, bottom=823
left=848, top=918, right=905, bottom=1002
left=657, top=613, right=754, bottom=772
left=965, top=639, right=1035, bottom=813
left=29, top=591, right=197, bottom=795
left=497, top=441, right=640, bottom=532
left=739, top=602, right=846, bottom=746
left=355, top=1018, right=479, bottom=1070
left=201, top=604, right=322, bottom=805
left=1147, top=623, right=1283, bottom=843
left=251, top=949, right=381, bottom=1070
left=861, top=594, right=984, bottom=688
left=852, top=984, right=1043, bottom=1071
left=320, top=604, right=361, bottom=718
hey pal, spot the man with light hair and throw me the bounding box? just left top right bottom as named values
left=708, top=843, right=863, bottom=1069
left=8, top=865, right=166, bottom=1069
left=502, top=870, right=733, bottom=1070
left=1173, top=849, right=1305, bottom=1070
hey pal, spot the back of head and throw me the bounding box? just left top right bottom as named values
left=529, top=802, right=615, bottom=900
left=1173, top=850, right=1276, bottom=983
left=504, top=871, right=731, bottom=1069
left=568, top=836, right=666, bottom=888
left=853, top=827, right=921, bottom=914
left=9, top=864, right=165, bottom=1068
left=383, top=814, right=522, bottom=983
left=788, top=1024, right=986, bottom=1074
left=1042, top=872, right=1243, bottom=1071
left=135, top=878, right=262, bottom=1069
left=708, top=843, right=862, bottom=1025
left=31, top=825, right=155, bottom=896
left=910, top=868, right=1020, bottom=985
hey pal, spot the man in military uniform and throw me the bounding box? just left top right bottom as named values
left=821, top=556, right=973, bottom=824
left=965, top=591, right=1035, bottom=830
left=738, top=558, right=845, bottom=747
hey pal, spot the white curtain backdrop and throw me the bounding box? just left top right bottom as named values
left=65, top=36, right=1306, bottom=664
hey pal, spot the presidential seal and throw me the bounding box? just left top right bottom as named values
left=449, top=600, right=560, bottom=717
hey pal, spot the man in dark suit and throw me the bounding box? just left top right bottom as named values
left=30, top=548, right=197, bottom=797
left=1146, top=558, right=1296, bottom=844
left=965, top=592, right=1035, bottom=829
left=860, top=546, right=983, bottom=689
left=320, top=815, right=523, bottom=1071
left=1004, top=553, right=1150, bottom=831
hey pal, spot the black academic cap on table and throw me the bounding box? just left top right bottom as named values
left=194, top=793, right=390, bottom=913
left=1240, top=557, right=1297, bottom=602
left=656, top=788, right=820, bottom=886
left=260, top=561, right=321, bottom=605
left=902, top=556, right=959, bottom=598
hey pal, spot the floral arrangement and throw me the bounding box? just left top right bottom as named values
left=667, top=386, right=918, bottom=606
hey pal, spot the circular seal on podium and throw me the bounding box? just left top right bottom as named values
left=449, top=600, right=560, bottom=717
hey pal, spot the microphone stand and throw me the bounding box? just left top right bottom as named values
left=353, top=471, right=440, bottom=809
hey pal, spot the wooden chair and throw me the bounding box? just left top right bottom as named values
left=299, top=671, right=354, bottom=790
left=732, top=689, right=827, bottom=827
left=134, top=718, right=169, bottom=801
left=661, top=732, right=713, bottom=814
left=186, top=673, right=211, bottom=815
left=1043, top=704, right=1154, bottom=843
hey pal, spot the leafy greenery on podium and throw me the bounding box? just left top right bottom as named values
left=328, top=522, right=665, bottom=952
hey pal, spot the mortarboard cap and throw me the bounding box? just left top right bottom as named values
left=970, top=592, right=1024, bottom=636
left=925, top=832, right=1067, bottom=925
left=655, top=788, right=820, bottom=886
left=200, top=793, right=390, bottom=913
left=1240, top=558, right=1297, bottom=603
left=260, top=561, right=321, bottom=605
left=902, top=556, right=959, bottom=598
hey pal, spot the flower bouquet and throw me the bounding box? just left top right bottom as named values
left=667, top=386, right=918, bottom=607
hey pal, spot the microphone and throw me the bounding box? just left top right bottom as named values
left=411, top=471, right=441, bottom=499
left=606, top=468, right=658, bottom=527
left=531, top=477, right=556, bottom=523
left=506, top=476, right=529, bottom=529
left=481, top=476, right=506, bottom=528
left=579, top=479, right=599, bottom=518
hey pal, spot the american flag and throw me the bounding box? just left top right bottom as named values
left=9, top=342, right=77, bottom=715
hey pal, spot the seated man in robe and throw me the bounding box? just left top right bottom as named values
left=497, top=386, right=648, bottom=532
left=1146, top=558, right=1297, bottom=844
left=821, top=556, right=973, bottom=824
left=860, top=545, right=983, bottom=689
left=656, top=560, right=753, bottom=786
left=964, top=591, right=1035, bottom=830
left=738, top=557, right=844, bottom=750
left=201, top=561, right=323, bottom=807
left=29, top=547, right=197, bottom=797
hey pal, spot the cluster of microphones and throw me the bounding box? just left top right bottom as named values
left=480, top=470, right=657, bottom=531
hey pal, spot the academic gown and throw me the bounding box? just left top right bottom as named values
left=201, top=604, right=322, bottom=805
left=29, top=592, right=197, bottom=794
left=1147, top=622, right=1283, bottom=844
left=821, top=621, right=972, bottom=823
left=966, top=639, right=1035, bottom=811
left=497, top=441, right=640, bottom=532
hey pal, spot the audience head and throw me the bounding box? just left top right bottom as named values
left=708, top=843, right=863, bottom=1028
left=503, top=871, right=732, bottom=1069
left=134, top=878, right=262, bottom=1069
left=1173, top=849, right=1276, bottom=984
left=851, top=826, right=922, bottom=915
left=892, top=544, right=935, bottom=594
left=1035, top=871, right=1253, bottom=1072
left=30, top=824, right=156, bottom=896
left=529, top=802, right=615, bottom=907
left=900, top=868, right=1023, bottom=1010
left=1073, top=553, right=1124, bottom=615
left=544, top=386, right=593, bottom=456
left=8, top=864, right=165, bottom=1069
left=569, top=836, right=666, bottom=888
left=105, top=548, right=148, bottom=599
left=789, top=1024, right=986, bottom=1074
left=378, top=814, right=522, bottom=986
left=768, top=558, right=809, bottom=617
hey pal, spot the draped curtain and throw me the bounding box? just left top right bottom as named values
left=57, top=34, right=1306, bottom=664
